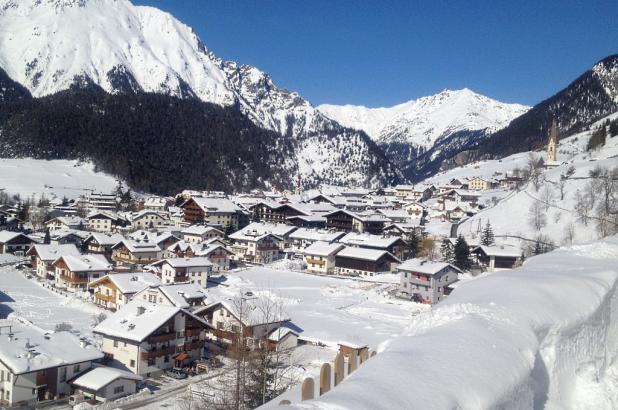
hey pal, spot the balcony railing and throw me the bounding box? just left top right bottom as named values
left=186, top=328, right=202, bottom=337
left=179, top=340, right=205, bottom=351
left=305, top=258, right=325, bottom=266
left=148, top=332, right=176, bottom=343
left=59, top=274, right=88, bottom=284
left=95, top=292, right=115, bottom=303
left=141, top=346, right=176, bottom=360
left=256, top=246, right=279, bottom=252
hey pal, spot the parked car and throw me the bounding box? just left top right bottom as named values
left=166, top=368, right=187, bottom=379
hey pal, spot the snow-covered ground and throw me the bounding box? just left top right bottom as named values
left=0, top=158, right=120, bottom=199
left=275, top=235, right=618, bottom=409
left=0, top=266, right=105, bottom=338
left=209, top=267, right=426, bottom=348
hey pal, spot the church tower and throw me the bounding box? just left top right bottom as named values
left=547, top=120, right=558, bottom=163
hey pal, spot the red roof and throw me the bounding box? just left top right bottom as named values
left=175, top=352, right=189, bottom=362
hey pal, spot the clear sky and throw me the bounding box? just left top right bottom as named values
left=136, top=0, right=617, bottom=108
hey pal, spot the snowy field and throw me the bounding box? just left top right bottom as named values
left=208, top=267, right=426, bottom=348
left=277, top=236, right=618, bottom=409
left=0, top=266, right=105, bottom=338
left=0, top=158, right=120, bottom=199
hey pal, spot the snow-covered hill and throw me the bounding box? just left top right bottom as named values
left=0, top=0, right=400, bottom=188
left=318, top=89, right=529, bottom=149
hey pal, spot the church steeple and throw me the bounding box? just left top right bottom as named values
left=547, top=120, right=558, bottom=163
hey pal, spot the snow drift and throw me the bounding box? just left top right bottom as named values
left=285, top=236, right=618, bottom=409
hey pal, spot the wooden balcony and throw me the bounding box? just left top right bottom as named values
left=306, top=258, right=325, bottom=266
left=256, top=246, right=279, bottom=252
left=179, top=340, right=205, bottom=351
left=141, top=346, right=176, bottom=360
left=149, top=332, right=176, bottom=343
left=59, top=274, right=88, bottom=284
left=186, top=328, right=202, bottom=337
left=95, top=292, right=115, bottom=303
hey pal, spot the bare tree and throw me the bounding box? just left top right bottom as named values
left=558, top=176, right=567, bottom=200
left=528, top=201, right=546, bottom=231
left=540, top=185, right=554, bottom=211
left=574, top=187, right=594, bottom=226
left=562, top=222, right=576, bottom=246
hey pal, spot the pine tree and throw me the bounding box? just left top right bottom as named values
left=481, top=221, right=495, bottom=246
left=408, top=230, right=420, bottom=258
left=43, top=229, right=51, bottom=244
left=440, top=239, right=454, bottom=263
left=453, top=235, right=471, bottom=270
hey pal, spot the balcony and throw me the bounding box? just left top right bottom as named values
left=149, top=332, right=176, bottom=343
left=59, top=274, right=88, bottom=284
left=141, top=346, right=176, bottom=360
left=256, top=246, right=279, bottom=252
left=180, top=340, right=205, bottom=351
left=185, top=328, right=202, bottom=337
left=305, top=258, right=325, bottom=266
left=95, top=292, right=115, bottom=303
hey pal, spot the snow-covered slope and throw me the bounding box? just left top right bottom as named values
left=280, top=236, right=618, bottom=409
left=0, top=0, right=400, bottom=188
left=318, top=89, right=529, bottom=149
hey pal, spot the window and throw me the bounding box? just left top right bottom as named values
left=130, top=360, right=136, bottom=368
left=60, top=367, right=67, bottom=382
left=32, top=388, right=36, bottom=395
left=73, top=364, right=80, bottom=373
left=147, top=358, right=155, bottom=366
left=114, top=340, right=118, bottom=347
left=113, top=385, right=125, bottom=394
left=164, top=355, right=170, bottom=363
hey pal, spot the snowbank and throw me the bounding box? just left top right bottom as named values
left=284, top=236, right=618, bottom=409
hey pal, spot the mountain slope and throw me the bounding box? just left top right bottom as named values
left=476, top=55, right=618, bottom=159
left=318, top=89, right=529, bottom=180
left=0, top=0, right=401, bottom=189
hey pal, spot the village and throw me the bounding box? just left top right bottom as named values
left=0, top=172, right=532, bottom=407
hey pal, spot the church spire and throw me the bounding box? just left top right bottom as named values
left=547, top=119, right=558, bottom=163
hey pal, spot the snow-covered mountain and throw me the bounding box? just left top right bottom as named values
left=0, top=0, right=400, bottom=189
left=318, top=89, right=529, bottom=149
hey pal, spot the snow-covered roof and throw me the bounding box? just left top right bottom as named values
left=0, top=231, right=32, bottom=243
left=72, top=366, right=142, bottom=391
left=0, top=320, right=103, bottom=375
left=475, top=245, right=521, bottom=258
left=189, top=197, right=241, bottom=214
left=336, top=246, right=400, bottom=262
left=113, top=240, right=161, bottom=253
left=195, top=243, right=234, bottom=257
left=54, top=254, right=111, bottom=272
left=303, top=241, right=345, bottom=257
left=228, top=230, right=282, bottom=242
left=398, top=259, right=461, bottom=275
left=94, top=300, right=184, bottom=342
left=181, top=225, right=223, bottom=236
left=289, top=228, right=345, bottom=243
left=158, top=283, right=208, bottom=308
left=90, top=272, right=161, bottom=294
left=45, top=216, right=84, bottom=226
left=27, top=244, right=81, bottom=262
left=339, top=232, right=403, bottom=249
left=86, top=232, right=124, bottom=246
left=268, top=326, right=299, bottom=342
left=155, top=257, right=213, bottom=268
left=196, top=300, right=290, bottom=327
left=240, top=222, right=298, bottom=237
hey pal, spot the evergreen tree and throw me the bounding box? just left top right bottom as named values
left=440, top=239, right=454, bottom=263
left=481, top=221, right=495, bottom=246
left=43, top=229, right=51, bottom=244
left=408, top=230, right=420, bottom=258
left=453, top=235, right=471, bottom=270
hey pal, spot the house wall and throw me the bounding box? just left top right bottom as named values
left=78, top=377, right=137, bottom=403
left=132, top=214, right=167, bottom=230
left=399, top=267, right=458, bottom=304
left=161, top=263, right=209, bottom=287
left=102, top=337, right=141, bottom=374
left=89, top=218, right=114, bottom=233
left=304, top=254, right=336, bottom=274
left=276, top=333, right=298, bottom=351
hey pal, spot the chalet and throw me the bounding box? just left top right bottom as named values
left=26, top=244, right=81, bottom=279
left=44, top=216, right=85, bottom=232
left=303, top=193, right=346, bottom=208
left=499, top=175, right=524, bottom=190
left=303, top=241, right=344, bottom=274
left=468, top=177, right=497, bottom=191
left=285, top=214, right=327, bottom=228
left=334, top=247, right=400, bottom=277
left=166, top=240, right=201, bottom=258
left=249, top=201, right=309, bottom=223
left=267, top=327, right=300, bottom=351
left=89, top=272, right=161, bottom=311
left=398, top=259, right=461, bottom=304
left=195, top=243, right=234, bottom=272
left=53, top=254, right=111, bottom=292
left=438, top=189, right=481, bottom=207
left=228, top=230, right=282, bottom=264
left=377, top=209, right=414, bottom=224
left=339, top=232, right=410, bottom=260
left=87, top=211, right=128, bottom=233
left=180, top=197, right=242, bottom=230
left=0, top=231, right=35, bottom=254
left=289, top=228, right=346, bottom=254
left=87, top=192, right=117, bottom=211
left=325, top=209, right=387, bottom=234
left=403, top=201, right=427, bottom=218
left=383, top=223, right=424, bottom=242
left=408, top=185, right=434, bottom=202
left=83, top=232, right=124, bottom=256
left=128, top=230, right=180, bottom=250
left=71, top=367, right=142, bottom=404
left=93, top=300, right=211, bottom=376
left=150, top=257, right=212, bottom=287
left=181, top=225, right=225, bottom=243
left=111, top=240, right=162, bottom=266
left=49, top=230, right=90, bottom=248
left=239, top=222, right=298, bottom=250
left=127, top=210, right=170, bottom=230
left=195, top=301, right=293, bottom=350
left=134, top=283, right=208, bottom=309
left=472, top=245, right=521, bottom=271
left=143, top=196, right=168, bottom=211
left=394, top=184, right=416, bottom=199
left=0, top=210, right=21, bottom=231
left=0, top=321, right=103, bottom=408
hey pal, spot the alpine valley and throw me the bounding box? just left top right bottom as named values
left=0, top=0, right=617, bottom=194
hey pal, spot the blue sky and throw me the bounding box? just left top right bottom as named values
left=137, top=0, right=617, bottom=107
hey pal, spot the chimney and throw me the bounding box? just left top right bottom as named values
left=137, top=306, right=146, bottom=316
